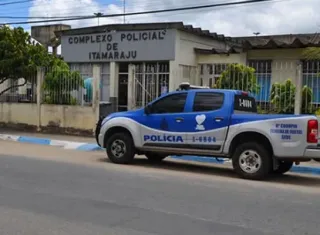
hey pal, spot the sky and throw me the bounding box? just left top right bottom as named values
left=0, top=0, right=319, bottom=37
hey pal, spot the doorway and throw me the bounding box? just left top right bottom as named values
left=118, top=74, right=128, bottom=111
left=117, top=61, right=170, bottom=111
left=117, top=62, right=129, bottom=111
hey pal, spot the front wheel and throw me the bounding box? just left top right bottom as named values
left=273, top=161, right=293, bottom=175
left=106, top=132, right=135, bottom=164
left=232, top=142, right=272, bottom=180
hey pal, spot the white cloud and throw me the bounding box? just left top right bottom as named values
left=28, top=0, right=320, bottom=37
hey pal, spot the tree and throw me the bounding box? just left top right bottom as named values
left=0, top=25, right=84, bottom=104
left=42, top=62, right=84, bottom=105
left=0, top=26, right=54, bottom=96
left=215, top=63, right=260, bottom=94
left=270, top=79, right=313, bottom=114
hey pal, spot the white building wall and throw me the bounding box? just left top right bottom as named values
left=197, top=53, right=247, bottom=65
left=247, top=49, right=302, bottom=84
left=169, top=29, right=230, bottom=90
left=177, top=30, right=228, bottom=66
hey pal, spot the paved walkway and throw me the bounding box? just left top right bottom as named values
left=1, top=130, right=95, bottom=143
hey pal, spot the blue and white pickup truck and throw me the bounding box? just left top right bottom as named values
left=95, top=83, right=320, bottom=180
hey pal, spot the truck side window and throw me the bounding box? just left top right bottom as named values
left=192, top=92, right=224, bottom=112
left=234, top=95, right=257, bottom=113
left=151, top=93, right=187, bottom=114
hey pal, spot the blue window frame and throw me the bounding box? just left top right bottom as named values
left=302, top=60, right=320, bottom=103
left=254, top=74, right=272, bottom=101
left=303, top=74, right=320, bottom=103
left=248, top=60, right=272, bottom=102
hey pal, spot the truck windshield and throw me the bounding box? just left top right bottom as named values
left=233, top=94, right=257, bottom=113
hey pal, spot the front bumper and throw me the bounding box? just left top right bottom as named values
left=304, top=145, right=320, bottom=159
left=95, top=116, right=104, bottom=147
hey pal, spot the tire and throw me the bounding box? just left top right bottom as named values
left=146, top=154, right=167, bottom=163
left=232, top=142, right=272, bottom=180
left=106, top=132, right=135, bottom=164
left=273, top=161, right=293, bottom=175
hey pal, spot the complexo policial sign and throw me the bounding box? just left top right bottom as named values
left=61, top=29, right=176, bottom=62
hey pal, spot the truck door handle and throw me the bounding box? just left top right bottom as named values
left=214, top=117, right=224, bottom=122
left=175, top=117, right=184, bottom=123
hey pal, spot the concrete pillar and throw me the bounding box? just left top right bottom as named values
left=239, top=52, right=248, bottom=65
left=92, top=64, right=101, bottom=122
left=294, top=62, right=302, bottom=115
left=196, top=65, right=202, bottom=86
left=127, top=64, right=135, bottom=110
left=169, top=60, right=179, bottom=91
left=36, top=67, right=44, bottom=130
left=109, top=62, right=119, bottom=112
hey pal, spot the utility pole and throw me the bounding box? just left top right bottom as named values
left=123, top=0, right=126, bottom=23
left=94, top=12, right=103, bottom=26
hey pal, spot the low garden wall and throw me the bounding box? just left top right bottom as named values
left=0, top=103, right=97, bottom=136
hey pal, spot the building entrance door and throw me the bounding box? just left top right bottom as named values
left=117, top=62, right=130, bottom=111
left=117, top=62, right=170, bottom=111
left=118, top=74, right=128, bottom=111
left=132, top=62, right=169, bottom=109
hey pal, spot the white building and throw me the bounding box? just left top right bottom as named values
left=56, top=22, right=320, bottom=115
left=55, top=22, right=233, bottom=112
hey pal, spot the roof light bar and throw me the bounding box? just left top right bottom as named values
left=177, top=82, right=210, bottom=91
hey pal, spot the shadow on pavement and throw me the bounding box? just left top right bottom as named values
left=98, top=157, right=320, bottom=187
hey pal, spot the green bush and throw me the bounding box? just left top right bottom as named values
left=257, top=105, right=269, bottom=114
left=301, top=85, right=313, bottom=114
left=42, top=63, right=84, bottom=105
left=270, top=79, right=313, bottom=114
left=215, top=63, right=260, bottom=94
left=315, top=108, right=320, bottom=116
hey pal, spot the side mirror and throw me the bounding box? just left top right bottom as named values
left=144, top=105, right=152, bottom=115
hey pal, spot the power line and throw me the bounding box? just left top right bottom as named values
left=0, top=0, right=285, bottom=19
left=2, top=15, right=89, bottom=19
left=0, top=0, right=207, bottom=16
left=0, top=0, right=32, bottom=6
left=1, top=0, right=277, bottom=24
left=0, top=0, right=135, bottom=15
left=1, top=0, right=104, bottom=14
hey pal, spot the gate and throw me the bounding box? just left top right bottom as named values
left=118, top=74, right=128, bottom=111
left=131, top=62, right=169, bottom=109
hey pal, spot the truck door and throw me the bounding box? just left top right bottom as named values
left=182, top=91, right=230, bottom=153
left=139, top=92, right=189, bottom=149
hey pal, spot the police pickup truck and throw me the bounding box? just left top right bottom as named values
left=95, top=83, right=320, bottom=180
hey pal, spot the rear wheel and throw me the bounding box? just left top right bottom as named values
left=273, top=161, right=293, bottom=175
left=232, top=142, right=272, bottom=180
left=146, top=154, right=167, bottom=163
left=106, top=132, right=135, bottom=164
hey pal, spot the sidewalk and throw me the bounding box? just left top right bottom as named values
left=0, top=130, right=319, bottom=176
left=0, top=130, right=95, bottom=143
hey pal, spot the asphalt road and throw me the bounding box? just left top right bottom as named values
left=0, top=141, right=320, bottom=235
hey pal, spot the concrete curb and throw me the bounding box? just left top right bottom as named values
left=1, top=134, right=319, bottom=176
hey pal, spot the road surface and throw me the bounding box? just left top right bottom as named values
left=0, top=141, right=319, bottom=235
